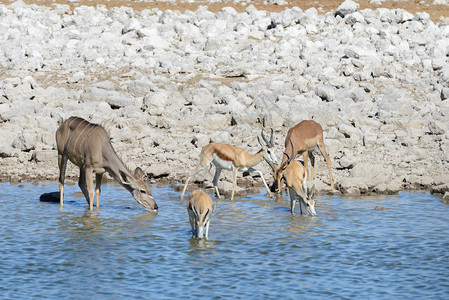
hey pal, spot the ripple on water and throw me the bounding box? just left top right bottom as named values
left=0, top=183, right=448, bottom=298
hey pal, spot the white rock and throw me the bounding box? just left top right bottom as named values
left=336, top=0, right=360, bottom=18
left=12, top=132, right=37, bottom=151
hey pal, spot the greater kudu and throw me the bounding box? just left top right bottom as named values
left=56, top=116, right=157, bottom=211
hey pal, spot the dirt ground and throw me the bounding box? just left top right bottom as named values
left=1, top=0, right=448, bottom=22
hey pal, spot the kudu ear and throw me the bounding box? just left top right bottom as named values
left=119, top=170, right=132, bottom=186
left=134, top=167, right=145, bottom=181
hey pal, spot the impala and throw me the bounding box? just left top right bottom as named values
left=180, top=129, right=278, bottom=201
left=273, top=140, right=316, bottom=215
left=275, top=120, right=334, bottom=192
left=187, top=190, right=214, bottom=239
left=56, top=116, right=157, bottom=211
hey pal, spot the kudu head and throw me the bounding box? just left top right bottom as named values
left=301, top=184, right=316, bottom=216
left=192, top=206, right=212, bottom=239
left=119, top=167, right=158, bottom=212
left=272, top=138, right=295, bottom=194
left=258, top=128, right=278, bottom=166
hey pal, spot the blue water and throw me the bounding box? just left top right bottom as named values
left=0, top=182, right=448, bottom=299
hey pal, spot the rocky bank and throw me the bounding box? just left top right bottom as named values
left=1, top=0, right=449, bottom=197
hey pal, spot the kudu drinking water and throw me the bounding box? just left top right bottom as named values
left=56, top=116, right=157, bottom=211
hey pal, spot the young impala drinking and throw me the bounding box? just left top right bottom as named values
left=274, top=141, right=316, bottom=216
left=282, top=161, right=316, bottom=216
left=180, top=129, right=278, bottom=201
left=56, top=116, right=157, bottom=211
left=187, top=190, right=213, bottom=239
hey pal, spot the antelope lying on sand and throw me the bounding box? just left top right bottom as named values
left=180, top=129, right=278, bottom=201
left=56, top=116, right=157, bottom=211
left=187, top=190, right=213, bottom=239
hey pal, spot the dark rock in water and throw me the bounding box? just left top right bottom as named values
left=374, top=206, right=388, bottom=210
left=442, top=192, right=449, bottom=205
left=431, top=183, right=449, bottom=194
left=40, top=192, right=60, bottom=202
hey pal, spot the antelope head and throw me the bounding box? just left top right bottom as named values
left=258, top=128, right=278, bottom=166
left=119, top=167, right=158, bottom=212
left=192, top=206, right=212, bottom=239
left=302, top=184, right=316, bottom=216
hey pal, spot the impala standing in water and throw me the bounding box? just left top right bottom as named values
left=56, top=116, right=158, bottom=211
left=187, top=190, right=213, bottom=239
left=274, top=142, right=316, bottom=216
left=274, top=120, right=334, bottom=192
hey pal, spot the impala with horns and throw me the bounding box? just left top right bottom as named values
left=180, top=129, right=278, bottom=201
left=274, top=120, right=334, bottom=192
left=274, top=141, right=316, bottom=215
left=56, top=116, right=157, bottom=211
left=187, top=190, right=214, bottom=239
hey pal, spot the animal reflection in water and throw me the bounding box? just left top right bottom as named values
left=187, top=190, right=213, bottom=239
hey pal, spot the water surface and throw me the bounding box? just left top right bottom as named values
left=0, top=182, right=448, bottom=299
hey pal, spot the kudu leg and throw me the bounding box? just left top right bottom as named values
left=318, top=139, right=334, bottom=189
left=58, top=154, right=68, bottom=209
left=78, top=168, right=90, bottom=207
left=86, top=168, right=95, bottom=211
left=79, top=168, right=95, bottom=210
left=95, top=173, right=103, bottom=209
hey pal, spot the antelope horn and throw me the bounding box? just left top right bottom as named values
left=269, top=128, right=274, bottom=147
left=261, top=128, right=270, bottom=146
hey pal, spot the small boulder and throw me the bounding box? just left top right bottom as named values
left=335, top=0, right=360, bottom=18
left=40, top=192, right=60, bottom=203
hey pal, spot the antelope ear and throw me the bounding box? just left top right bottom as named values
left=309, top=184, right=316, bottom=198
left=134, top=167, right=145, bottom=180
left=192, top=205, right=199, bottom=218
left=203, top=208, right=210, bottom=222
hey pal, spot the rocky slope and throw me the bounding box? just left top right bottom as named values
left=1, top=0, right=448, bottom=196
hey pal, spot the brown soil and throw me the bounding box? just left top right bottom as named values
left=0, top=0, right=448, bottom=22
